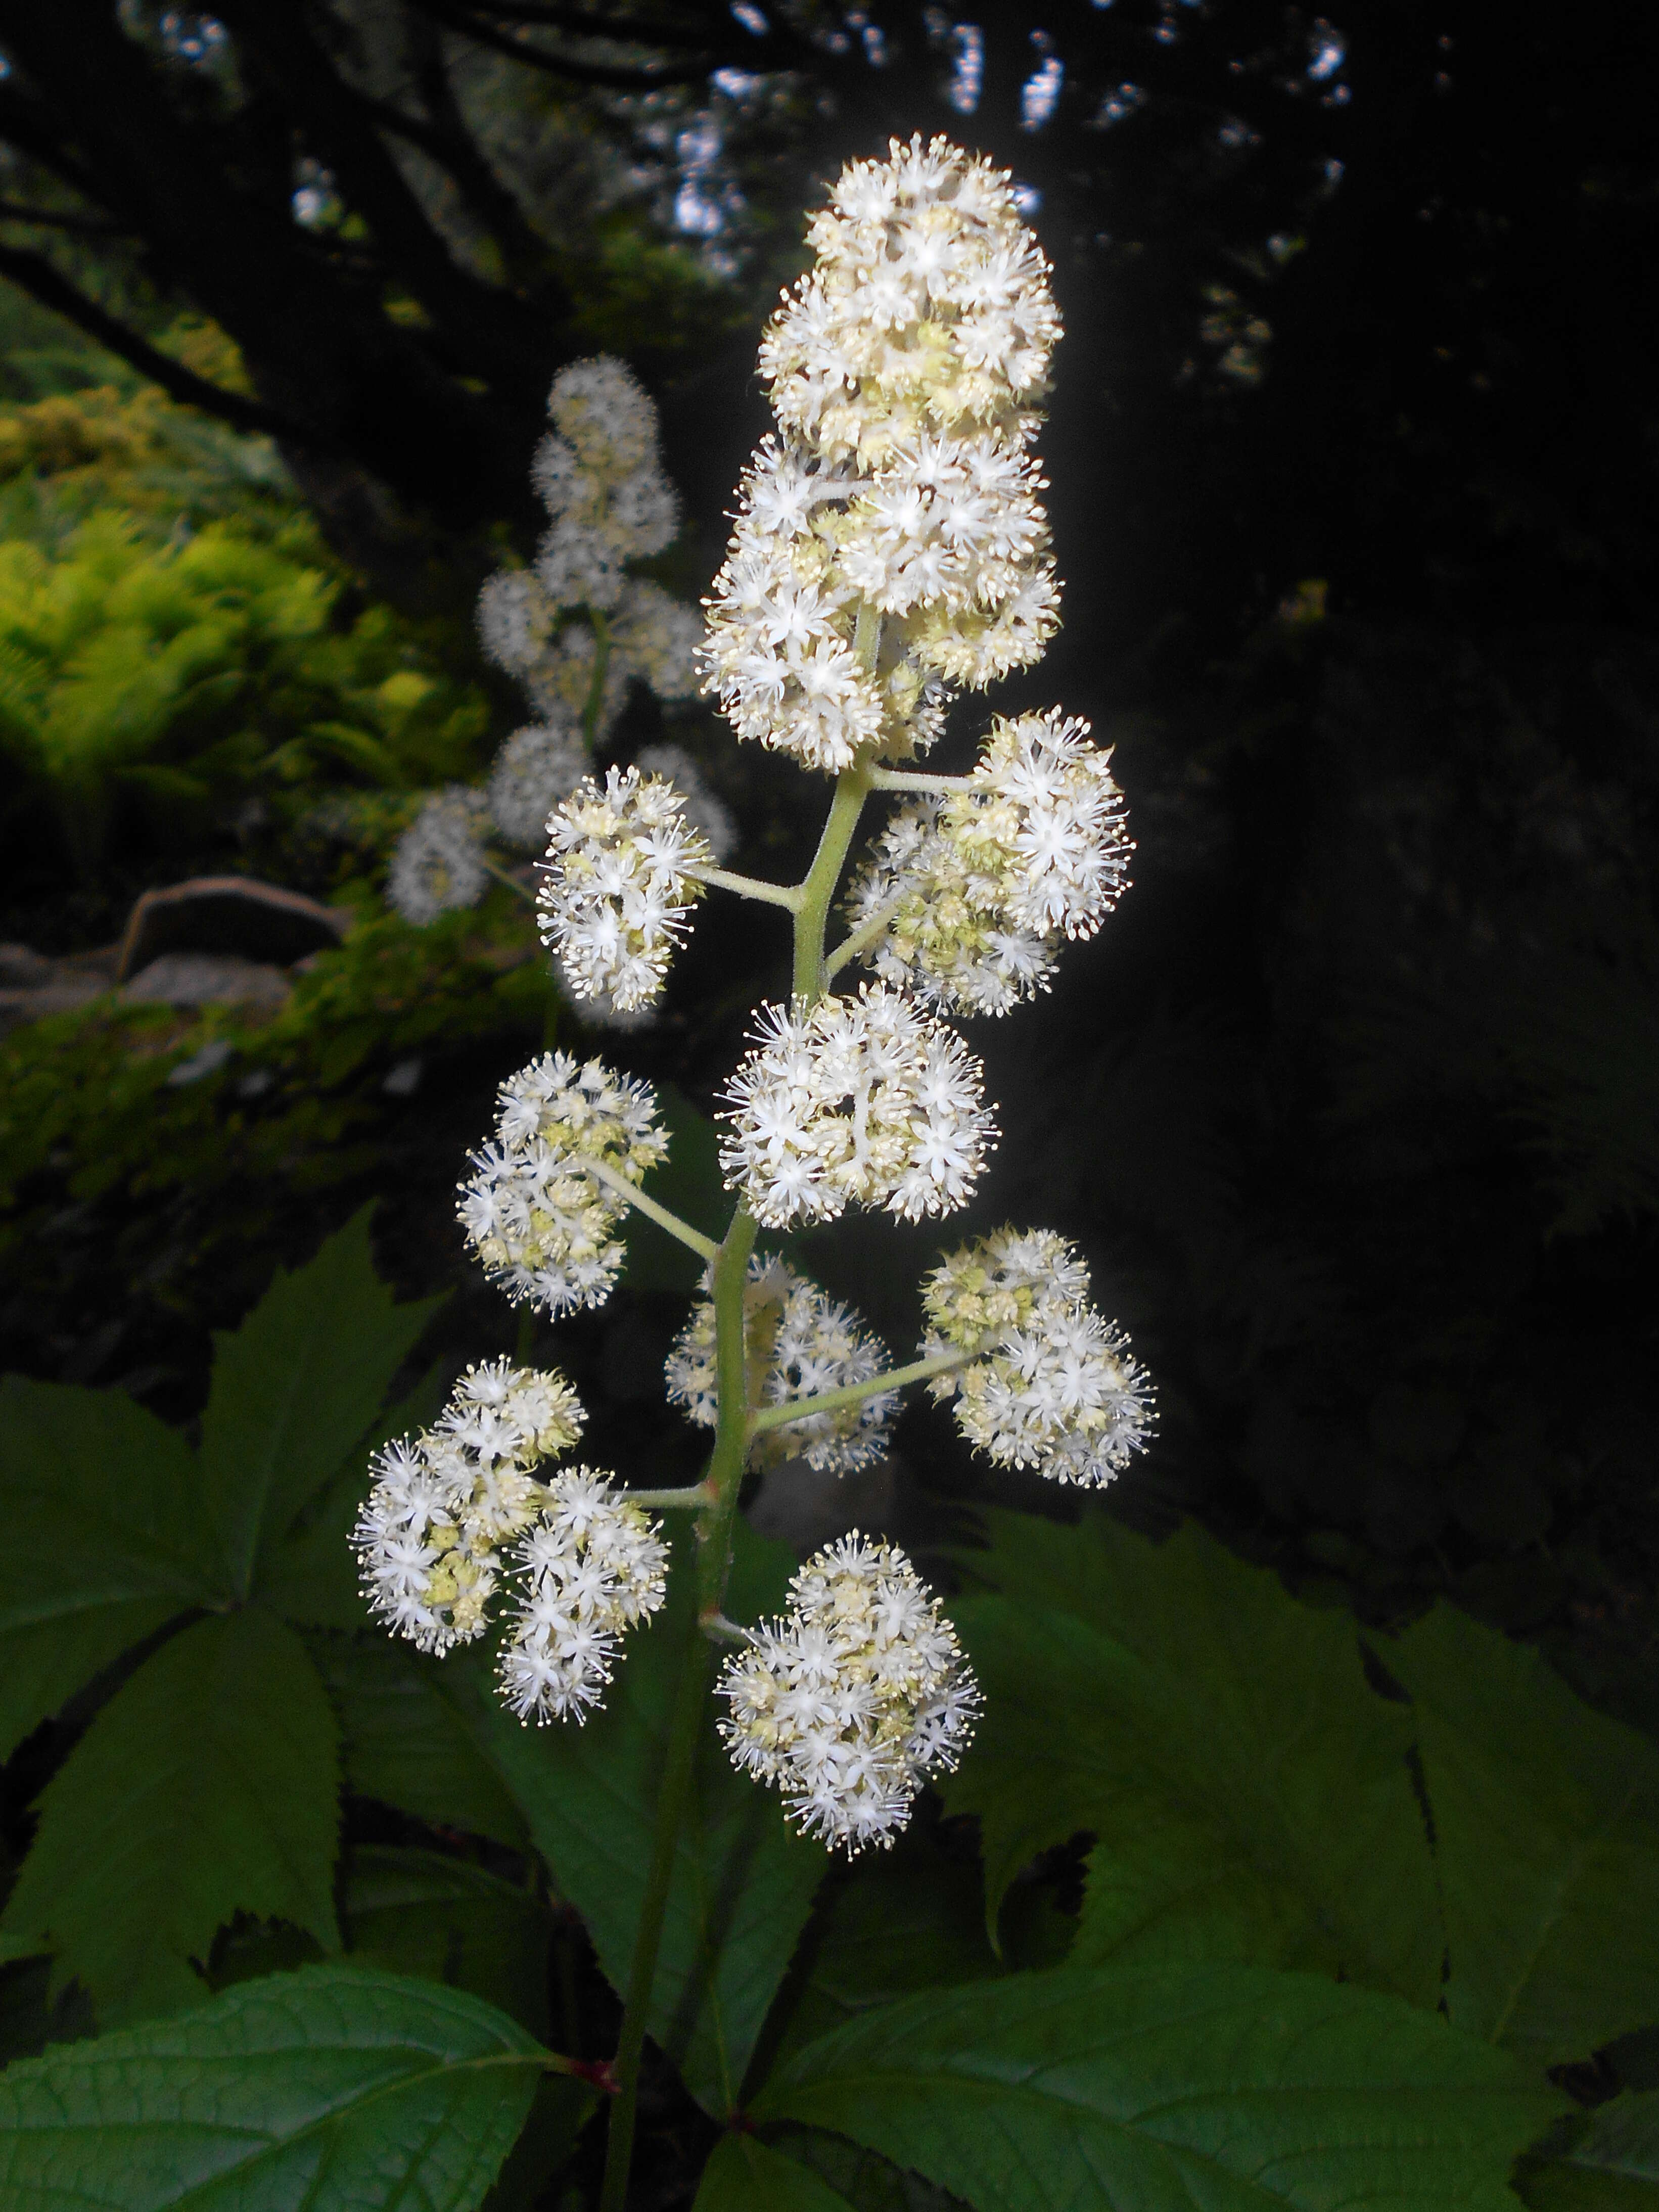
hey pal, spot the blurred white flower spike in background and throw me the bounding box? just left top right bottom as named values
left=389, top=355, right=716, bottom=951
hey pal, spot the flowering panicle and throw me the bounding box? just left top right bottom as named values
left=718, top=1534, right=979, bottom=1853
left=702, top=137, right=1064, bottom=772
left=666, top=1256, right=898, bottom=1472
left=457, top=1053, right=667, bottom=1313
left=923, top=1227, right=1155, bottom=1485
left=720, top=983, right=995, bottom=1228
left=353, top=1360, right=586, bottom=1655
left=538, top=765, right=714, bottom=1010
left=847, top=709, right=1132, bottom=1012
left=387, top=786, right=491, bottom=926
left=498, top=1468, right=669, bottom=1724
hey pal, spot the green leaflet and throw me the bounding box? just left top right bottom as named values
left=1, top=1609, right=341, bottom=2023
left=754, top=1962, right=1565, bottom=2212
left=342, top=1847, right=550, bottom=2038
left=764, top=1828, right=1070, bottom=2072
left=0, top=1375, right=220, bottom=1761
left=0, top=1218, right=442, bottom=2022
left=1382, top=1604, right=1659, bottom=2072
left=945, top=1512, right=1440, bottom=2001
left=696, top=2132, right=858, bottom=2209
left=256, top=1361, right=448, bottom=1633
left=200, top=1205, right=442, bottom=1593
left=0, top=1964, right=545, bottom=2212
left=441, top=1524, right=826, bottom=2117
left=1517, top=2092, right=1659, bottom=2212
left=310, top=1636, right=531, bottom=1852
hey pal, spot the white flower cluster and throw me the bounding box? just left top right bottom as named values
left=353, top=1360, right=586, bottom=1654
left=923, top=1227, right=1155, bottom=1485
left=634, top=743, right=736, bottom=862
left=538, top=765, right=713, bottom=1011
left=457, top=1053, right=667, bottom=1313
left=497, top=1468, right=669, bottom=1724
left=478, top=359, right=700, bottom=736
left=665, top=1255, right=898, bottom=1472
left=393, top=356, right=711, bottom=929
left=847, top=709, right=1133, bottom=1013
left=701, top=137, right=1064, bottom=772
left=719, top=983, right=996, bottom=1228
left=718, top=1534, right=979, bottom=1853
left=387, top=786, right=491, bottom=926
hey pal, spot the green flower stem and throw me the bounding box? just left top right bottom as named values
left=690, top=864, right=803, bottom=911
left=749, top=1347, right=969, bottom=1433
left=793, top=762, right=873, bottom=1002
left=482, top=855, right=538, bottom=905
left=585, top=1158, right=720, bottom=1262
left=627, top=1481, right=717, bottom=1510
left=824, top=892, right=906, bottom=982
left=599, top=1202, right=756, bottom=2212
left=581, top=611, right=612, bottom=749
left=868, top=766, right=966, bottom=796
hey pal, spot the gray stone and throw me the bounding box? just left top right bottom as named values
left=122, top=952, right=292, bottom=1011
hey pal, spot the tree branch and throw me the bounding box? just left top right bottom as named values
left=0, top=201, right=127, bottom=235
left=0, top=243, right=299, bottom=439
left=405, top=0, right=728, bottom=85
left=460, top=0, right=736, bottom=52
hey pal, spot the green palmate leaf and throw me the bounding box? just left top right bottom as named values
left=696, top=2132, right=858, bottom=2210
left=0, top=1376, right=220, bottom=1761
left=1517, top=2092, right=1659, bottom=2212
left=766, top=1829, right=1070, bottom=2070
left=1383, top=1604, right=1659, bottom=2073
left=0, top=1964, right=545, bottom=2212
left=1, top=1609, right=340, bottom=2024
left=256, top=1362, right=448, bottom=1632
left=343, top=1847, right=549, bottom=2037
left=944, top=1513, right=1439, bottom=2001
left=755, top=1963, right=1564, bottom=2212
left=309, top=1636, right=530, bottom=1852
left=200, top=1208, right=442, bottom=1594
left=442, top=1523, right=825, bottom=2117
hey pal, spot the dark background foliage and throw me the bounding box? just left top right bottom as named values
left=0, top=0, right=1654, bottom=1908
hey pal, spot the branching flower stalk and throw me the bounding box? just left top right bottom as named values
left=351, top=137, right=1157, bottom=2211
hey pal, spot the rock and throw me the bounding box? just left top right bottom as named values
left=118, top=876, right=345, bottom=981
left=0, top=944, right=55, bottom=988
left=121, top=952, right=291, bottom=1012
left=0, top=977, right=109, bottom=1037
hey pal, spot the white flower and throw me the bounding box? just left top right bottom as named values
left=388, top=786, right=490, bottom=926
left=718, top=1533, right=978, bottom=1853
left=701, top=139, right=1064, bottom=770
left=353, top=1361, right=586, bottom=1655
left=537, top=765, right=713, bottom=1010
left=497, top=1467, right=669, bottom=1724
left=457, top=1052, right=668, bottom=1314
left=845, top=710, right=1132, bottom=1013
left=921, top=1227, right=1155, bottom=1485
left=719, top=984, right=996, bottom=1228
left=666, top=1255, right=898, bottom=1472
left=478, top=569, right=555, bottom=676
left=635, top=742, right=738, bottom=861
left=487, top=719, right=591, bottom=851
left=611, top=580, right=701, bottom=701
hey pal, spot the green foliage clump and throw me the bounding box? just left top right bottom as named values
left=0, top=514, right=487, bottom=879
left=2, top=1224, right=1657, bottom=2210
